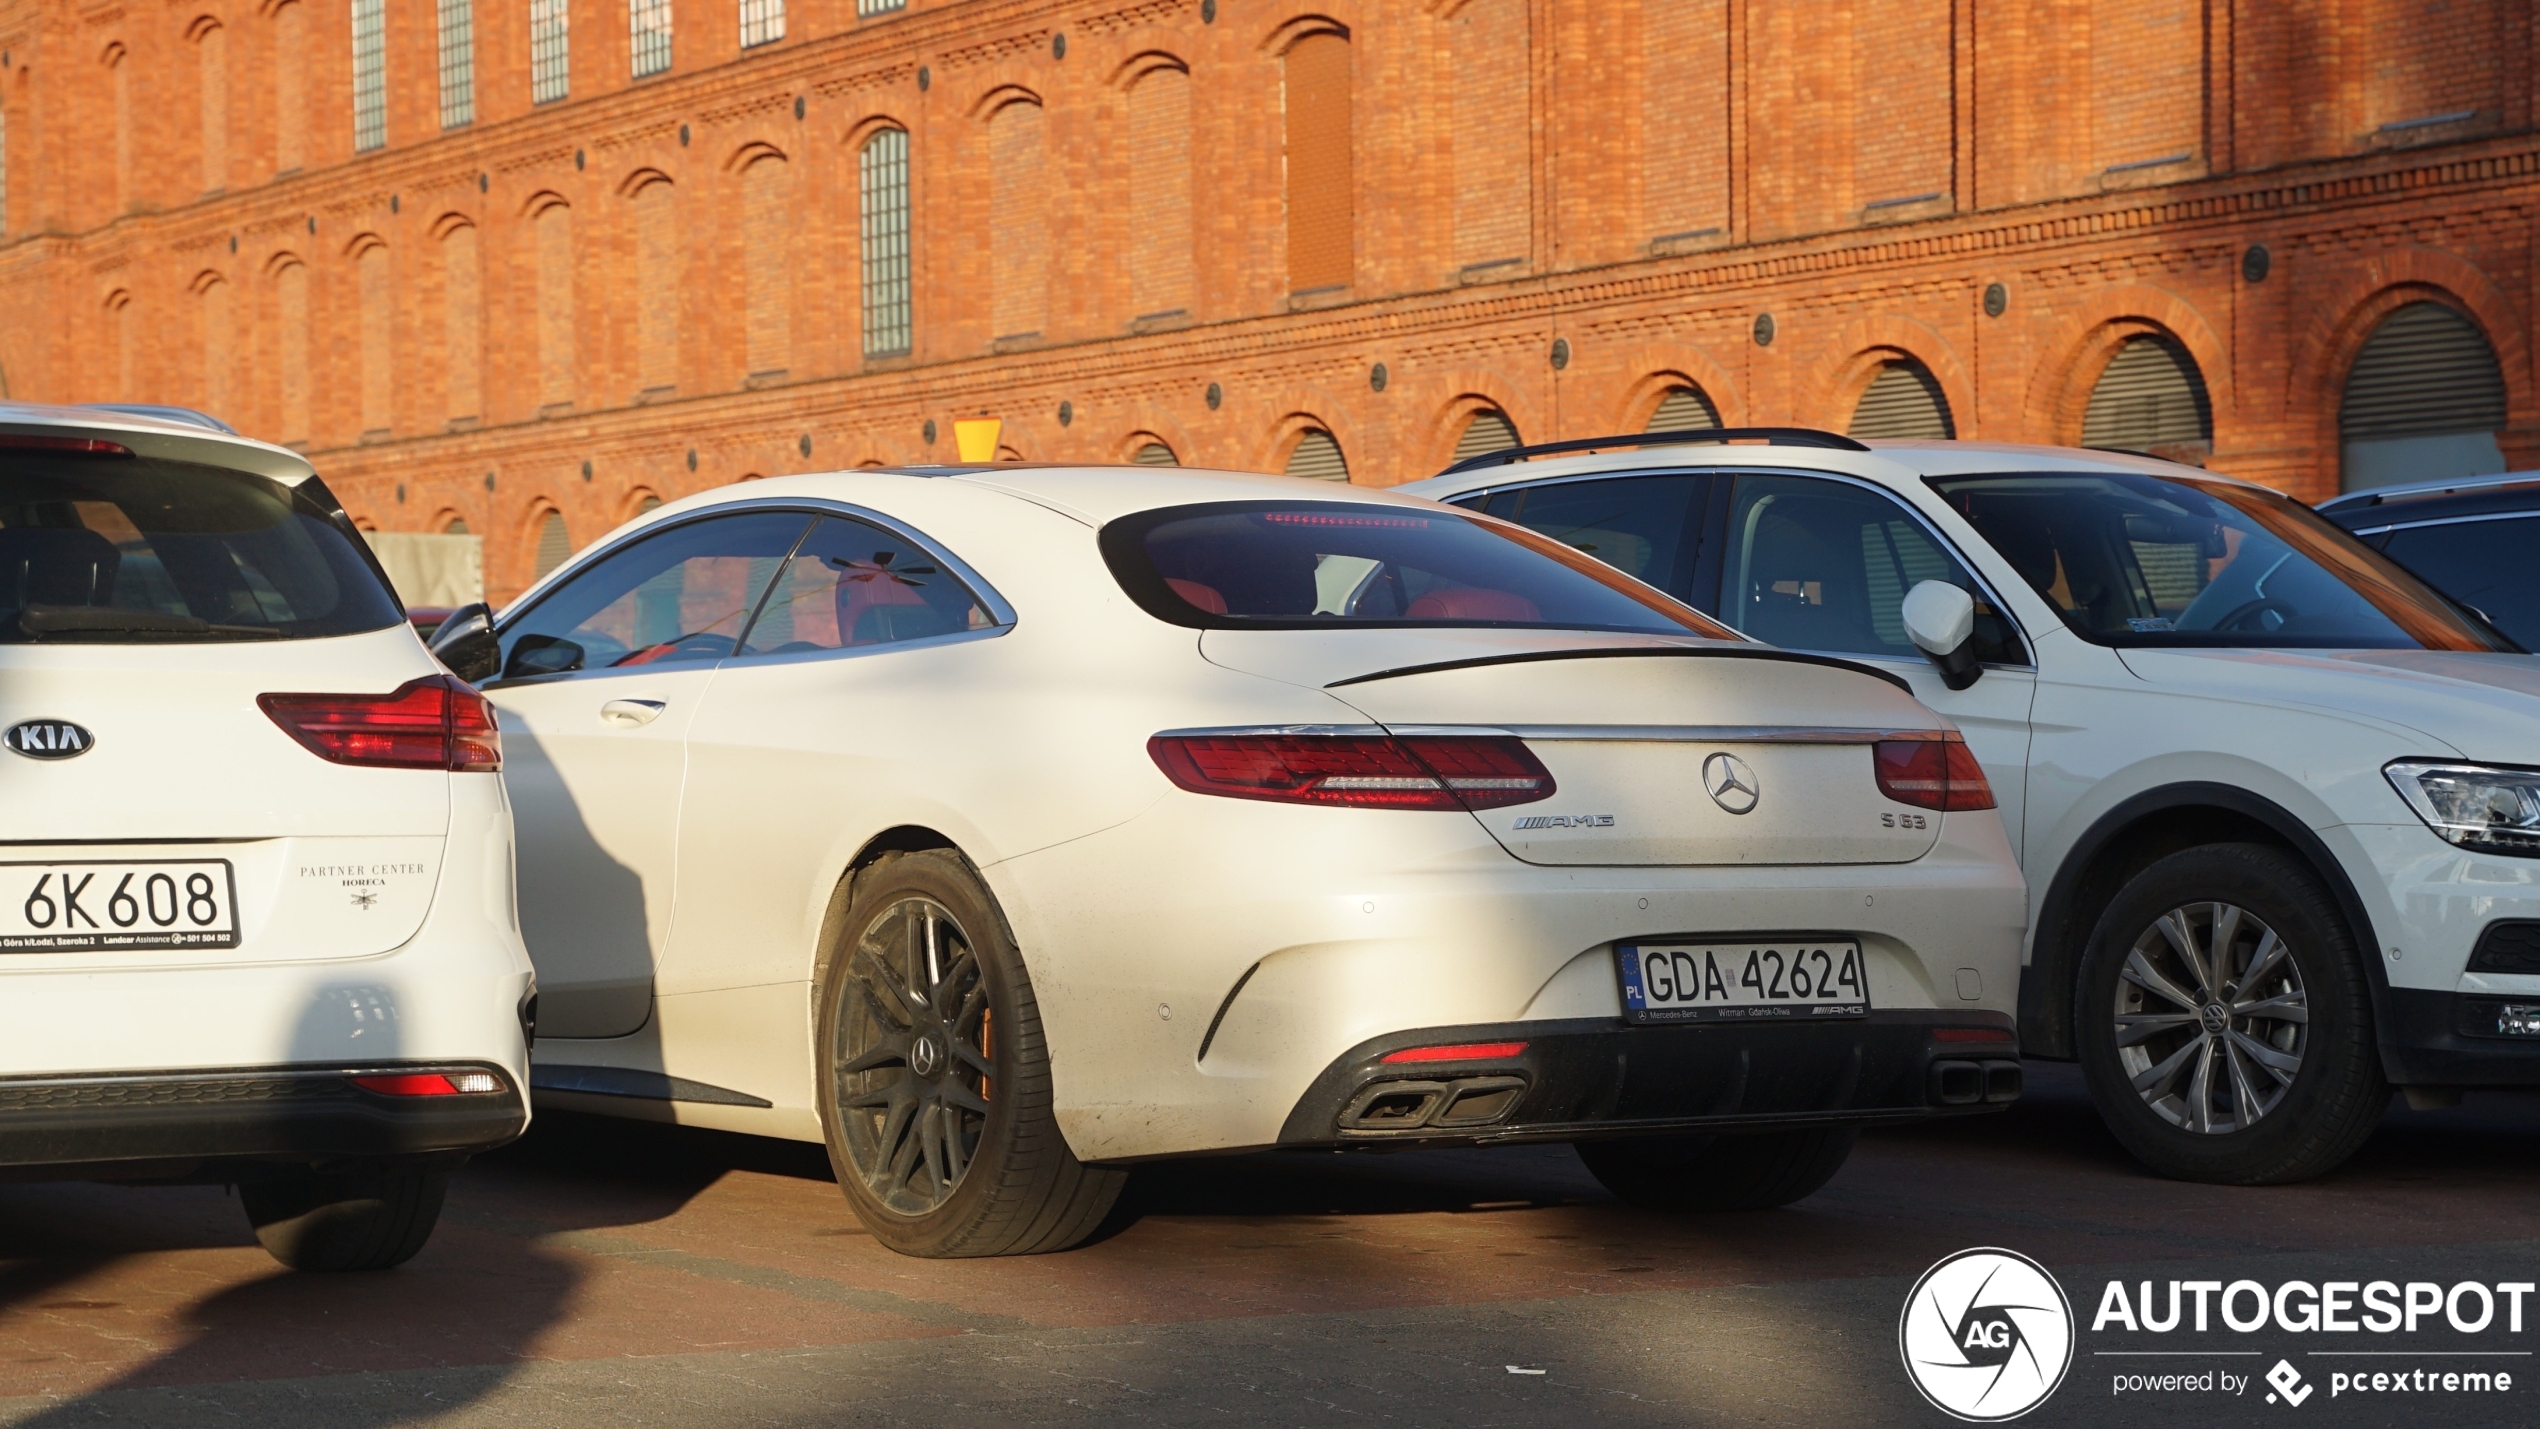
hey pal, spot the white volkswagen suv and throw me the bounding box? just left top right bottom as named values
left=1404, top=430, right=2540, bottom=1184
left=0, top=404, right=532, bottom=1269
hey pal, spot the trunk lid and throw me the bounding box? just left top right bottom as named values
left=1205, top=631, right=1949, bottom=866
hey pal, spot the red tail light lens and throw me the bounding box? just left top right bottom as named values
left=1873, top=733, right=1994, bottom=812
left=0, top=435, right=133, bottom=456
left=1379, top=1040, right=1529, bottom=1064
left=260, top=675, right=504, bottom=772
left=1147, top=733, right=1555, bottom=810
left=351, top=1071, right=505, bottom=1096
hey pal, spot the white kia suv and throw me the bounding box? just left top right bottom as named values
left=1402, top=430, right=2540, bottom=1185
left=0, top=404, right=532, bottom=1269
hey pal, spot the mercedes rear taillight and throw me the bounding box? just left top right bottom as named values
left=1148, top=732, right=1555, bottom=811
left=260, top=675, right=503, bottom=772
left=1873, top=733, right=1994, bottom=812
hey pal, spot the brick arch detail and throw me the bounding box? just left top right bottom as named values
left=1597, top=341, right=1748, bottom=432
left=1261, top=12, right=1353, bottom=55
left=723, top=141, right=787, bottom=173
left=1109, top=49, right=1190, bottom=88
left=188, top=268, right=225, bottom=295
left=841, top=114, right=908, bottom=151
left=516, top=190, right=568, bottom=219
left=968, top=83, right=1045, bottom=120
left=1253, top=383, right=1368, bottom=480
left=1811, top=315, right=1972, bottom=437
left=2285, top=246, right=2532, bottom=466
left=1415, top=366, right=1542, bottom=476
left=614, top=166, right=673, bottom=198
left=342, top=229, right=386, bottom=259
left=428, top=209, right=477, bottom=238
left=2020, top=283, right=2232, bottom=448
left=1106, top=400, right=1200, bottom=466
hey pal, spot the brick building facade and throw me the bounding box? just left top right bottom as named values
left=0, top=0, right=2533, bottom=600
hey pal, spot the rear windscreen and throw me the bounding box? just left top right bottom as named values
left=0, top=452, right=403, bottom=643
left=1099, top=500, right=1737, bottom=638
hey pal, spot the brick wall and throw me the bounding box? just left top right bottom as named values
left=0, top=0, right=2534, bottom=600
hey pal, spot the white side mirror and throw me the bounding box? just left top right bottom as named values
left=1899, top=580, right=1982, bottom=690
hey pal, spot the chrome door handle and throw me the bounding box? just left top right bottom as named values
left=599, top=699, right=667, bottom=728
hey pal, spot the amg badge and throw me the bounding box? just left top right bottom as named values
left=1511, top=814, right=1615, bottom=830
left=4, top=720, right=95, bottom=760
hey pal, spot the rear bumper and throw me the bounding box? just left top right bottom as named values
left=2382, top=989, right=2540, bottom=1086
left=1275, top=1011, right=2021, bottom=1151
left=0, top=1063, right=527, bottom=1179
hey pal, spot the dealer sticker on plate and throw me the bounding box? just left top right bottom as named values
left=1616, top=938, right=1868, bottom=1023
left=0, top=860, right=240, bottom=953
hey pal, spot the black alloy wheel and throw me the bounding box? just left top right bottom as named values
left=832, top=891, right=994, bottom=1216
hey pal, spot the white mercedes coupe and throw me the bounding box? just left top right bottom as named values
left=430, top=463, right=2029, bottom=1256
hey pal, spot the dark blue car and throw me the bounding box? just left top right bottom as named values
left=2318, top=472, right=2540, bottom=650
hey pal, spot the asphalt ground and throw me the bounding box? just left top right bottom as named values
left=0, top=1063, right=2534, bottom=1428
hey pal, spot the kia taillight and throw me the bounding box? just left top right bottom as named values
left=260, top=676, right=504, bottom=772
left=1873, top=733, right=1993, bottom=812
left=1147, top=732, right=1555, bottom=811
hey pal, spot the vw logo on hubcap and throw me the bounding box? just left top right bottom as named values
left=909, top=1036, right=942, bottom=1077
left=1702, top=752, right=1761, bottom=815
left=2200, top=1003, right=2230, bottom=1035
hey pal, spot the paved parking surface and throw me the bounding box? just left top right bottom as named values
left=1, top=1064, right=2534, bottom=1427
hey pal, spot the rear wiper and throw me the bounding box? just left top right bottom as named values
left=15, top=604, right=283, bottom=640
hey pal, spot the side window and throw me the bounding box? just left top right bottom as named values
left=1451, top=475, right=1706, bottom=601
left=2380, top=516, right=2540, bottom=649
left=1722, top=474, right=2026, bottom=664
left=494, top=511, right=813, bottom=680
left=736, top=514, right=996, bottom=657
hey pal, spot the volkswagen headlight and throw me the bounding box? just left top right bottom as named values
left=2386, top=761, right=2540, bottom=857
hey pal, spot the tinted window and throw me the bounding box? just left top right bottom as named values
left=1448, top=475, right=1704, bottom=598
left=736, top=515, right=995, bottom=656
left=1931, top=471, right=2506, bottom=651
left=495, top=511, right=810, bottom=680
left=2378, top=515, right=2540, bottom=649
left=1101, top=500, right=1735, bottom=638
left=0, top=452, right=402, bottom=643
left=1720, top=474, right=2026, bottom=663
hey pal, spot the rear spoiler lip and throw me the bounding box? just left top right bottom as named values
left=1322, top=645, right=1915, bottom=695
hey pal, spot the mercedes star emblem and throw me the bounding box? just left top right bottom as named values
left=1703, top=752, right=1761, bottom=815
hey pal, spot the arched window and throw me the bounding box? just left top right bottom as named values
left=437, top=0, right=474, bottom=128
left=629, top=0, right=671, bottom=78
left=988, top=101, right=1048, bottom=343
left=1283, top=32, right=1352, bottom=294
left=356, top=241, right=394, bottom=436
left=532, top=202, right=575, bottom=409
left=859, top=129, right=912, bottom=358
left=1131, top=441, right=1178, bottom=466
left=533, top=510, right=571, bottom=577
left=444, top=514, right=471, bottom=534
left=1848, top=359, right=1955, bottom=440
left=637, top=494, right=662, bottom=513
left=2340, top=301, right=2507, bottom=493
left=630, top=178, right=679, bottom=394
left=1447, top=0, right=1527, bottom=278
left=273, top=259, right=310, bottom=443
left=529, top=0, right=568, bottom=105
left=194, top=21, right=229, bottom=192
left=1126, top=63, right=1194, bottom=321
left=740, top=155, right=791, bottom=377
left=1284, top=429, right=1349, bottom=482
left=273, top=2, right=307, bottom=173
left=2081, top=334, right=2212, bottom=461
left=441, top=222, right=481, bottom=424
left=1645, top=385, right=1720, bottom=433
left=1453, top=409, right=1521, bottom=462
left=198, top=275, right=233, bottom=418
left=351, top=0, right=387, bottom=152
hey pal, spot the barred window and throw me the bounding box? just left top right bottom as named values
left=530, top=0, right=569, bottom=104
left=857, top=0, right=906, bottom=15
left=739, top=0, right=784, bottom=49
left=436, top=0, right=473, bottom=130
left=859, top=129, right=912, bottom=359
left=351, top=0, right=387, bottom=152
left=629, top=0, right=671, bottom=78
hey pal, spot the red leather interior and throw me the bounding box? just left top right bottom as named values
left=1404, top=588, right=1541, bottom=622
left=836, top=570, right=929, bottom=644
left=1166, top=578, right=1228, bottom=614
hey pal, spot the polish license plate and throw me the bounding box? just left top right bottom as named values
left=1616, top=938, right=1868, bottom=1023
left=0, top=860, right=241, bottom=952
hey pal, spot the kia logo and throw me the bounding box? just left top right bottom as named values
left=1703, top=751, right=1760, bottom=815
left=4, top=720, right=95, bottom=760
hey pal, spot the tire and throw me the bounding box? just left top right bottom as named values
left=2076, top=842, right=2389, bottom=1185
left=1576, top=1127, right=1857, bottom=1212
left=815, top=849, right=1124, bottom=1257
left=241, top=1162, right=447, bottom=1271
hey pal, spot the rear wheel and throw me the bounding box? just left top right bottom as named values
left=2076, top=843, right=2388, bottom=1184
left=1576, top=1127, right=1856, bottom=1211
left=816, top=850, right=1123, bottom=1257
left=241, top=1161, right=447, bottom=1271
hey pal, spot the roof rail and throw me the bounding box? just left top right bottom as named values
left=75, top=403, right=238, bottom=435
left=1436, top=426, right=1870, bottom=477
